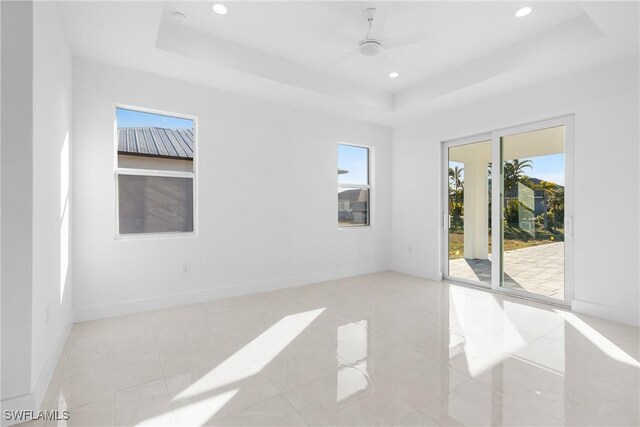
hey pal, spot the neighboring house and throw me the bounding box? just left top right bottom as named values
left=505, top=177, right=564, bottom=216
left=118, top=127, right=194, bottom=170
left=117, top=127, right=195, bottom=233
left=528, top=177, right=563, bottom=216
left=338, top=188, right=368, bottom=203
left=338, top=188, right=369, bottom=223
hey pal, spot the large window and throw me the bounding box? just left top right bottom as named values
left=116, top=107, right=196, bottom=236
left=338, top=144, right=370, bottom=227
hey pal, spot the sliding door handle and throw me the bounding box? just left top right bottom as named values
left=566, top=216, right=573, bottom=238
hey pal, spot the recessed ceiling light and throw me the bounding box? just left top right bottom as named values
left=388, top=71, right=400, bottom=78
left=212, top=3, right=228, bottom=15
left=515, top=6, right=532, bottom=17
left=172, top=11, right=186, bottom=22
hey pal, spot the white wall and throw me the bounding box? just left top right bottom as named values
left=31, top=0, right=74, bottom=404
left=1, top=2, right=73, bottom=420
left=391, top=54, right=640, bottom=326
left=1, top=0, right=33, bottom=404
left=72, top=59, right=391, bottom=321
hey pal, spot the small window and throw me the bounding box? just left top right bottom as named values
left=338, top=144, right=370, bottom=227
left=116, top=107, right=195, bottom=235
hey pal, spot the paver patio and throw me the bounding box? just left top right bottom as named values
left=448, top=242, right=564, bottom=299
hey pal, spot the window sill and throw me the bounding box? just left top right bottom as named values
left=338, top=225, right=372, bottom=230
left=115, top=231, right=198, bottom=241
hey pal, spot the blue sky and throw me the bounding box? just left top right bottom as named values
left=338, top=144, right=368, bottom=186
left=449, top=153, right=565, bottom=186
left=117, top=108, right=193, bottom=129
left=522, top=153, right=565, bottom=186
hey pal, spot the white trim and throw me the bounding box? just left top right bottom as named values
left=338, top=225, right=372, bottom=230
left=113, top=105, right=198, bottom=240
left=495, top=284, right=570, bottom=308
left=443, top=278, right=571, bottom=310
left=74, top=264, right=390, bottom=322
left=1, top=324, right=72, bottom=427
left=492, top=115, right=572, bottom=137
left=337, top=183, right=370, bottom=189
left=491, top=125, right=502, bottom=293
left=115, top=168, right=194, bottom=179
left=442, top=274, right=491, bottom=290
left=440, top=140, right=445, bottom=278
left=114, top=230, right=197, bottom=242
left=572, top=299, right=640, bottom=327
left=336, top=141, right=372, bottom=151
left=391, top=264, right=442, bottom=282
left=32, top=323, right=72, bottom=410
left=443, top=132, right=492, bottom=148
left=564, top=116, right=576, bottom=309
left=115, top=103, right=197, bottom=124
left=1, top=393, right=34, bottom=427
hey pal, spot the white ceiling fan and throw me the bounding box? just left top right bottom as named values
left=315, top=8, right=435, bottom=65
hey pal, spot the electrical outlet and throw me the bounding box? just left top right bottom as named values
left=182, top=264, right=191, bottom=274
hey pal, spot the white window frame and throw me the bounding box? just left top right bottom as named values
left=337, top=142, right=373, bottom=228
left=114, top=104, right=198, bottom=240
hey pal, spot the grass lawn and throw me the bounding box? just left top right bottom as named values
left=448, top=224, right=564, bottom=260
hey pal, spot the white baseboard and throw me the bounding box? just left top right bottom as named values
left=1, top=323, right=72, bottom=427
left=32, top=323, right=72, bottom=409
left=390, top=263, right=442, bottom=282
left=74, top=264, right=389, bottom=322
left=572, top=299, right=640, bottom=327
left=390, top=265, right=639, bottom=327
left=1, top=393, right=35, bottom=427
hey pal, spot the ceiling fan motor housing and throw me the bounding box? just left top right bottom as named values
left=359, top=40, right=383, bottom=56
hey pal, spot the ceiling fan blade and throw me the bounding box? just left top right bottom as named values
left=382, top=31, right=436, bottom=50
left=370, top=9, right=388, bottom=39
left=308, top=26, right=360, bottom=46
left=328, top=49, right=360, bottom=66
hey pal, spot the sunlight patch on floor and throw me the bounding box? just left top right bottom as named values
left=555, top=311, right=639, bottom=367
left=450, top=287, right=530, bottom=377
left=171, top=307, right=326, bottom=420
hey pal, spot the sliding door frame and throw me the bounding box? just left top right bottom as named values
left=442, top=132, right=492, bottom=289
left=442, top=115, right=575, bottom=307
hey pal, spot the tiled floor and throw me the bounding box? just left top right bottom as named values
left=448, top=242, right=565, bottom=299
left=28, top=271, right=639, bottom=426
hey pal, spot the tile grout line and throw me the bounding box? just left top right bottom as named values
left=280, top=391, right=312, bottom=426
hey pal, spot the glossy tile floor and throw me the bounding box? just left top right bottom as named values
left=30, top=272, right=639, bottom=426
left=448, top=243, right=565, bottom=299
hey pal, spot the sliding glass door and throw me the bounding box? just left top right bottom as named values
left=444, top=117, right=573, bottom=305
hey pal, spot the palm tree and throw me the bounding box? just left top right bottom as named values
left=502, top=159, right=533, bottom=223
left=449, top=166, right=463, bottom=191
left=448, top=166, right=464, bottom=230
left=503, top=159, right=533, bottom=195
left=548, top=187, right=564, bottom=229
left=533, top=180, right=557, bottom=230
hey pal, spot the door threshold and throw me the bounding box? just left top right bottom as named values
left=443, top=277, right=571, bottom=310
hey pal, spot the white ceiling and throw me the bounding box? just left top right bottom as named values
left=57, top=1, right=639, bottom=126
left=166, top=1, right=588, bottom=91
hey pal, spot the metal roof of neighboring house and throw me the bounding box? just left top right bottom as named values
left=338, top=188, right=368, bottom=202
left=118, top=127, right=194, bottom=160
